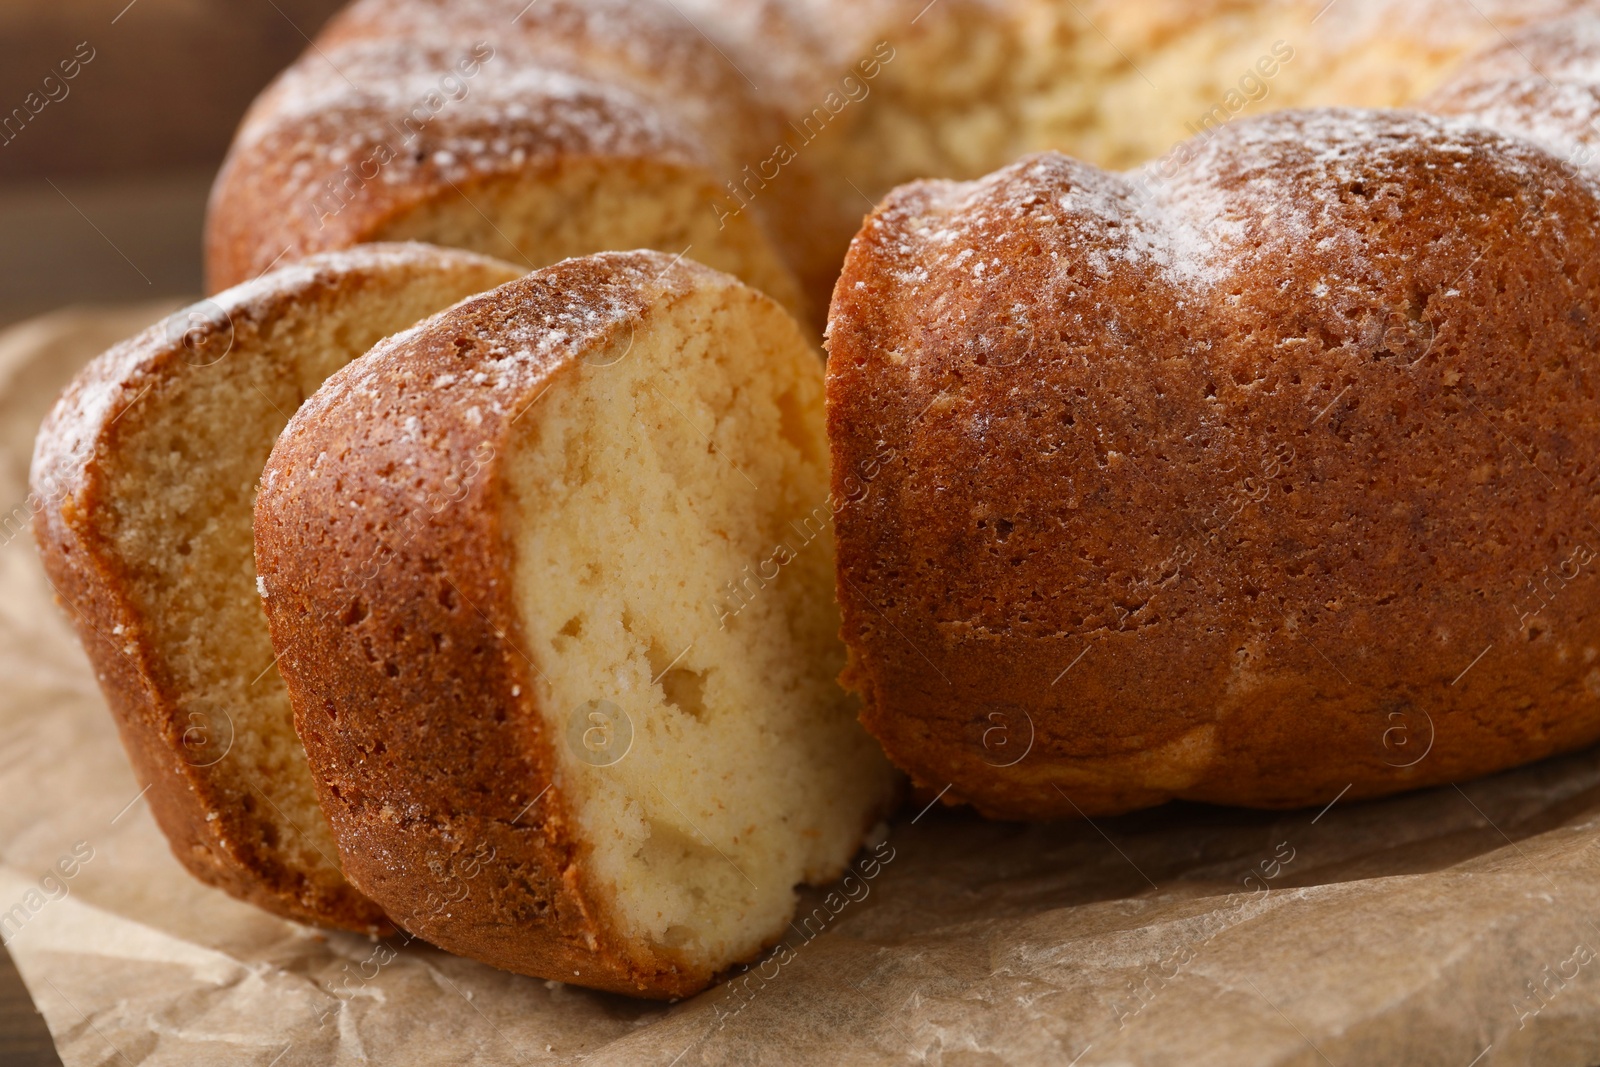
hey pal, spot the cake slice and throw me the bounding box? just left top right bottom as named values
left=253, top=251, right=898, bottom=997
left=31, top=243, right=523, bottom=931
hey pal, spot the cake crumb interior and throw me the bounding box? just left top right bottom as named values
left=507, top=283, right=894, bottom=970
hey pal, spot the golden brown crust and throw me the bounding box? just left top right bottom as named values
left=202, top=0, right=975, bottom=319
left=828, top=91, right=1600, bottom=817
left=203, top=35, right=714, bottom=295
left=207, top=0, right=1600, bottom=319
left=1423, top=12, right=1600, bottom=169
left=253, top=251, right=743, bottom=998
left=30, top=243, right=522, bottom=931
left=201, top=0, right=864, bottom=302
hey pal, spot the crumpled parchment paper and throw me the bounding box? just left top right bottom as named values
left=5, top=306, right=1600, bottom=1067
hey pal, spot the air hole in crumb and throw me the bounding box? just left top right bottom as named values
left=559, top=616, right=584, bottom=638
left=660, top=924, right=696, bottom=949
left=661, top=668, right=709, bottom=721
left=636, top=819, right=714, bottom=870
left=343, top=597, right=367, bottom=626
left=643, top=637, right=706, bottom=721
left=644, top=637, right=670, bottom=678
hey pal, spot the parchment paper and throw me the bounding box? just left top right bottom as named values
left=6, top=307, right=1600, bottom=1067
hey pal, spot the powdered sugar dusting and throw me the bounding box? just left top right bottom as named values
left=305, top=251, right=706, bottom=429
left=833, top=96, right=1600, bottom=369
left=242, top=41, right=705, bottom=188
left=1145, top=109, right=1573, bottom=285
left=1424, top=12, right=1600, bottom=173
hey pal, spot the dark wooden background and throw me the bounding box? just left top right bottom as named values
left=0, top=0, right=347, bottom=326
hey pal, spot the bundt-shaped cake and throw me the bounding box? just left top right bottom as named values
left=828, top=22, right=1600, bottom=817
left=31, top=244, right=522, bottom=929
left=206, top=0, right=1591, bottom=326
left=36, top=0, right=1600, bottom=994
left=253, top=251, right=897, bottom=997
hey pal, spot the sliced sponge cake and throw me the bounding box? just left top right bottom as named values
left=253, top=251, right=898, bottom=996
left=31, top=243, right=523, bottom=931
